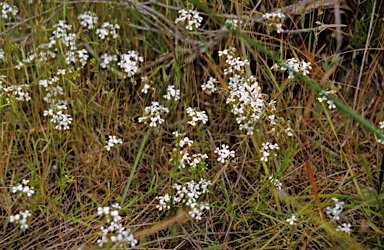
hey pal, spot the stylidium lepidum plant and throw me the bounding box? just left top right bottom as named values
left=118, top=51, right=143, bottom=78
left=96, top=203, right=138, bottom=247
left=141, top=76, right=152, bottom=94
left=201, top=77, right=217, bottom=95
left=260, top=142, right=280, bottom=162
left=317, top=89, right=337, bottom=109
left=219, top=47, right=294, bottom=137
left=271, top=58, right=312, bottom=79
left=336, top=223, right=352, bottom=235
left=163, top=85, right=180, bottom=101
left=214, top=144, right=235, bottom=163
left=262, top=12, right=285, bottom=33
left=9, top=179, right=35, bottom=230
left=105, top=135, right=123, bottom=151
left=175, top=9, right=203, bottom=30
left=186, top=107, right=208, bottom=127
left=96, top=22, right=120, bottom=40
left=138, top=101, right=169, bottom=127
left=78, top=10, right=98, bottom=29
left=156, top=179, right=212, bottom=221
left=1, top=2, right=18, bottom=19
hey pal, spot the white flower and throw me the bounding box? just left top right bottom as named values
left=9, top=214, right=20, bottom=223
left=214, top=144, right=235, bottom=163
left=105, top=135, right=123, bottom=151
left=110, top=210, right=122, bottom=222
left=57, top=69, right=66, bottom=75
left=379, top=121, right=384, bottom=129
left=97, top=206, right=110, bottom=215
left=326, top=198, right=345, bottom=221
left=336, top=223, right=352, bottom=235
left=112, top=203, right=121, bottom=209
left=100, top=53, right=117, bottom=68
left=117, top=51, right=144, bottom=77
left=271, top=58, right=312, bottom=79
left=286, top=214, right=297, bottom=225
left=262, top=12, right=285, bottom=33
left=1, top=2, right=18, bottom=18
left=20, top=210, right=32, bottom=219
left=225, top=19, right=243, bottom=29
left=186, top=107, right=208, bottom=126
left=163, top=85, right=180, bottom=101
left=260, top=151, right=270, bottom=162
left=0, top=48, right=5, bottom=61
left=175, top=9, right=203, bottom=30
left=138, top=102, right=169, bottom=128
left=96, top=22, right=120, bottom=40
left=141, top=76, right=151, bottom=94
left=78, top=11, right=98, bottom=29
left=22, top=186, right=35, bottom=197
left=269, top=176, right=282, bottom=190
left=201, top=77, right=217, bottom=94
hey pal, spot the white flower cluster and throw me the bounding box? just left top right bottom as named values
left=260, top=142, right=279, bottom=162
left=188, top=153, right=208, bottom=169
left=170, top=132, right=209, bottom=171
left=262, top=12, right=285, bottom=33
left=173, top=131, right=194, bottom=148
left=271, top=58, right=312, bottom=79
left=49, top=20, right=90, bottom=67
left=43, top=105, right=72, bottom=130
left=78, top=11, right=98, bottom=29
left=336, top=223, right=352, bottom=235
left=170, top=132, right=196, bottom=169
left=219, top=48, right=249, bottom=75
left=286, top=214, right=297, bottom=226
left=225, top=19, right=243, bottom=29
left=40, top=76, right=73, bottom=131
left=219, top=48, right=294, bottom=137
left=163, top=85, right=180, bottom=101
left=201, top=77, right=217, bottom=95
left=157, top=179, right=211, bottom=220
left=0, top=81, right=31, bottom=102
left=97, top=203, right=122, bottom=222
left=214, top=144, right=235, bottom=163
left=317, top=89, right=337, bottom=109
left=226, top=74, right=265, bottom=135
left=65, top=49, right=89, bottom=67
left=118, top=51, right=144, bottom=78
left=1, top=2, right=18, bottom=18
left=268, top=176, right=282, bottom=190
left=16, top=42, right=56, bottom=68
left=96, top=22, right=120, bottom=40
left=175, top=9, right=203, bottom=30
left=326, top=198, right=345, bottom=221
left=96, top=204, right=138, bottom=247
left=141, top=76, right=151, bottom=94
left=9, top=210, right=32, bottom=230
left=186, top=107, right=208, bottom=126
left=51, top=20, right=77, bottom=50
left=105, top=135, right=123, bottom=151
left=100, top=53, right=117, bottom=68
left=138, top=101, right=169, bottom=127
left=11, top=179, right=34, bottom=197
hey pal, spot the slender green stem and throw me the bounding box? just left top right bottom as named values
left=120, top=128, right=151, bottom=206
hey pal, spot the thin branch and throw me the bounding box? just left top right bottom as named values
left=282, top=24, right=347, bottom=34
left=353, top=0, right=377, bottom=111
